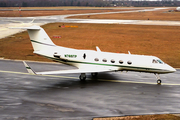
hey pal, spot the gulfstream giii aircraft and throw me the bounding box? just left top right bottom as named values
left=20, top=26, right=176, bottom=84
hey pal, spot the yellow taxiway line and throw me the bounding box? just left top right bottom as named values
left=0, top=70, right=78, bottom=79
left=0, top=70, right=180, bottom=86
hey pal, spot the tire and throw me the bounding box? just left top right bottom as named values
left=79, top=75, right=86, bottom=81
left=157, top=79, right=162, bottom=84
left=91, top=73, right=98, bottom=77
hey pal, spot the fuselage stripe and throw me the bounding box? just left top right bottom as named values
left=31, top=40, right=56, bottom=47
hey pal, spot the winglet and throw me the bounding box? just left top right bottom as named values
left=96, top=46, right=101, bottom=52
left=23, top=61, right=36, bottom=75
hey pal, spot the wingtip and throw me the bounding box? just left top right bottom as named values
left=23, top=61, right=36, bottom=75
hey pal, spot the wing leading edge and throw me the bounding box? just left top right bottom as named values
left=23, top=61, right=117, bottom=75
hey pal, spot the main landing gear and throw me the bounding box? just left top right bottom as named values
left=154, top=73, right=161, bottom=84
left=79, top=73, right=98, bottom=81
left=91, top=72, right=98, bottom=78
left=79, top=73, right=86, bottom=81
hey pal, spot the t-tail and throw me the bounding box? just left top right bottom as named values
left=26, top=26, right=56, bottom=52
left=12, top=26, right=56, bottom=52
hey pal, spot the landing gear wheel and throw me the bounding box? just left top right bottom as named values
left=157, top=79, right=162, bottom=84
left=79, top=73, right=86, bottom=82
left=79, top=75, right=86, bottom=81
left=91, top=73, right=98, bottom=77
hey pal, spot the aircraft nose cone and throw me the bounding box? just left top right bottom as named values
left=171, top=67, right=176, bottom=72
left=168, top=66, right=176, bottom=73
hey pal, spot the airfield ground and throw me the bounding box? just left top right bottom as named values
left=0, top=23, right=180, bottom=67
left=0, top=10, right=118, bottom=17
left=0, top=7, right=140, bottom=17
left=93, top=114, right=180, bottom=120
left=0, top=7, right=180, bottom=120
left=68, top=8, right=180, bottom=21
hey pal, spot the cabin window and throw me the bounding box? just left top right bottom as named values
left=119, top=60, right=123, bottom=64
left=94, top=58, right=99, bottom=62
left=111, top=59, right=115, bottom=63
left=103, top=59, right=107, bottom=62
left=127, top=61, right=132, bottom=65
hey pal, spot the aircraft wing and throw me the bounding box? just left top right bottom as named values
left=23, top=61, right=117, bottom=75
left=35, top=69, right=114, bottom=75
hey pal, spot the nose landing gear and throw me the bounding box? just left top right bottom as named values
left=155, top=73, right=161, bottom=84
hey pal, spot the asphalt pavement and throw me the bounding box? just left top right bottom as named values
left=0, top=7, right=180, bottom=120
left=0, top=59, right=180, bottom=120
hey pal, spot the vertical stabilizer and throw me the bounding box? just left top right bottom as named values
left=25, top=26, right=55, bottom=51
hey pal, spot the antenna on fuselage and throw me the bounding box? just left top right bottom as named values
left=96, top=46, right=101, bottom=52
left=128, top=51, right=131, bottom=55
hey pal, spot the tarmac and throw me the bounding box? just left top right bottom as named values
left=0, top=7, right=180, bottom=119
left=0, top=59, right=180, bottom=119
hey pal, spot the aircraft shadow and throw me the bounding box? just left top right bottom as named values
left=47, top=72, right=121, bottom=89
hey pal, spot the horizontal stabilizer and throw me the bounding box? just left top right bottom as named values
left=9, top=25, right=41, bottom=30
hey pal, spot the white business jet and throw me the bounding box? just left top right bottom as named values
left=20, top=26, right=176, bottom=84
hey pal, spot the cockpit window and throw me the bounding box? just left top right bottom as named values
left=152, top=59, right=158, bottom=63
left=152, top=59, right=164, bottom=64
left=157, top=59, right=164, bottom=64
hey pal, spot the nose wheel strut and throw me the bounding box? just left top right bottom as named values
left=154, top=73, right=161, bottom=84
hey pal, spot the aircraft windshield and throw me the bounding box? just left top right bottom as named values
left=152, top=59, right=164, bottom=64
left=157, top=59, right=164, bottom=64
